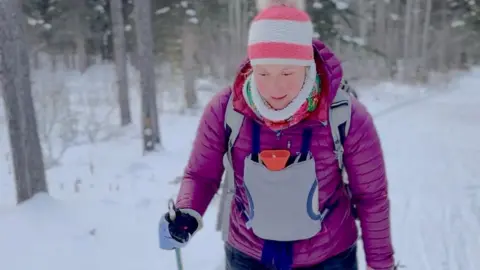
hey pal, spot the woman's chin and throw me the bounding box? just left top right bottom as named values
left=267, top=100, right=291, bottom=110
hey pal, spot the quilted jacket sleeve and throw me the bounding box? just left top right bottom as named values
left=343, top=99, right=395, bottom=270
left=175, top=89, right=230, bottom=216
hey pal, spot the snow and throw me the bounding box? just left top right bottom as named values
left=155, top=7, right=171, bottom=15
left=180, top=1, right=189, bottom=8
left=332, top=0, right=349, bottom=10
left=1, top=66, right=480, bottom=270
left=312, top=1, right=323, bottom=9
left=451, top=20, right=466, bottom=28
left=341, top=35, right=366, bottom=46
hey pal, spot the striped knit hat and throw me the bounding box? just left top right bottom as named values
left=248, top=1, right=314, bottom=66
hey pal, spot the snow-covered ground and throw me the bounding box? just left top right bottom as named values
left=0, top=66, right=479, bottom=270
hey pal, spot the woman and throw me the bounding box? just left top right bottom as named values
left=159, top=1, right=395, bottom=269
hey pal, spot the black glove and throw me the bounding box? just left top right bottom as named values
left=164, top=209, right=200, bottom=243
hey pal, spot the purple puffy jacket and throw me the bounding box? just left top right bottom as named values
left=176, top=40, right=395, bottom=269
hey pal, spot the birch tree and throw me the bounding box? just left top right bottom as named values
left=0, top=0, right=48, bottom=203
left=110, top=0, right=132, bottom=125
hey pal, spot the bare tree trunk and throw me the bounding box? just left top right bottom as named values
left=63, top=51, right=74, bottom=69
left=32, top=50, right=40, bottom=69
left=438, top=4, right=449, bottom=73
left=410, top=0, right=421, bottom=73
left=182, top=20, right=198, bottom=109
left=134, top=0, right=161, bottom=151
left=373, top=0, right=387, bottom=78
left=384, top=1, right=400, bottom=79
left=199, top=18, right=221, bottom=79
left=110, top=0, right=132, bottom=126
left=226, top=0, right=250, bottom=79
left=72, top=0, right=88, bottom=73
left=0, top=0, right=48, bottom=203
left=374, top=0, right=386, bottom=54
left=357, top=0, right=368, bottom=42
left=71, top=53, right=76, bottom=69
left=403, top=0, right=413, bottom=80
left=50, top=54, right=57, bottom=72
left=227, top=1, right=239, bottom=78
left=419, top=0, right=432, bottom=81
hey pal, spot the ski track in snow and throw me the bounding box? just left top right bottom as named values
left=375, top=73, right=480, bottom=270
left=0, top=69, right=479, bottom=270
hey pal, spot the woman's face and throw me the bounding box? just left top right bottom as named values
left=252, top=64, right=306, bottom=110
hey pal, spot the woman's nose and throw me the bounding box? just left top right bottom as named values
left=272, top=79, right=284, bottom=90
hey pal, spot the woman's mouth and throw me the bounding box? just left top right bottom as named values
left=271, top=95, right=287, bottom=100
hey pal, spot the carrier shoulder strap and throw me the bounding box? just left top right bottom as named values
left=225, top=92, right=245, bottom=155
left=216, top=91, right=244, bottom=237
left=329, top=88, right=352, bottom=184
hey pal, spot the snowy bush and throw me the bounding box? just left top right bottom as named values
left=32, top=72, right=79, bottom=168
left=74, top=81, right=118, bottom=143
left=30, top=65, right=126, bottom=169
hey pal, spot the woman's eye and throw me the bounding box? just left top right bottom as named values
left=283, top=73, right=293, bottom=76
left=258, top=73, right=268, bottom=77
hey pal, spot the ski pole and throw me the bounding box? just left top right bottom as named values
left=168, top=199, right=184, bottom=270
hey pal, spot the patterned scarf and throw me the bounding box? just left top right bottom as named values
left=243, top=74, right=321, bottom=131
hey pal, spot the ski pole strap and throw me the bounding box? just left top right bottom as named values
left=168, top=199, right=177, bottom=220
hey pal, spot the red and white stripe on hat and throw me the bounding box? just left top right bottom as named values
left=248, top=4, right=314, bottom=66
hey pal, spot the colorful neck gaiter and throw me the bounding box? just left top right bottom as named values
left=243, top=71, right=321, bottom=131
